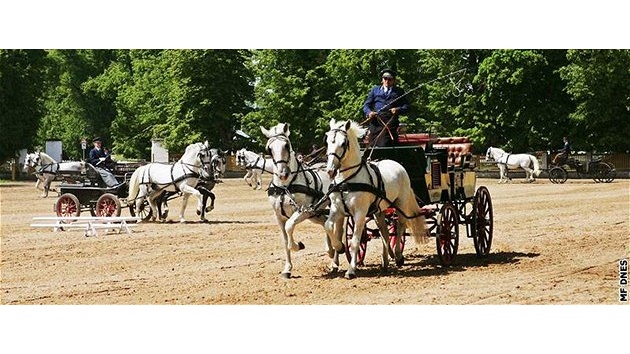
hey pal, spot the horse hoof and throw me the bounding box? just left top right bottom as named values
left=298, top=241, right=305, bottom=250
left=205, top=206, right=214, bottom=212
left=345, top=272, right=356, bottom=280
left=338, top=245, right=346, bottom=254
left=196, top=210, right=201, bottom=216
left=396, top=257, right=405, bottom=267
left=281, top=272, right=291, bottom=279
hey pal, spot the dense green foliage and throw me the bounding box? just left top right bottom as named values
left=0, top=50, right=48, bottom=162
left=1, top=49, right=629, bottom=164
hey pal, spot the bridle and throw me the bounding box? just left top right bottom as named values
left=265, top=134, right=292, bottom=170
left=326, top=128, right=362, bottom=175
left=326, top=128, right=350, bottom=164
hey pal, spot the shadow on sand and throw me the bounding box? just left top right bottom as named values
left=318, top=251, right=540, bottom=279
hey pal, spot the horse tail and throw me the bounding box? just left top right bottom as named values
left=400, top=190, right=429, bottom=245
left=126, top=167, right=142, bottom=207
left=530, top=155, right=541, bottom=177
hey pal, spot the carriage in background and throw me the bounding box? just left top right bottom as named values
left=545, top=152, right=616, bottom=184
left=346, top=132, right=493, bottom=267
left=53, top=161, right=149, bottom=218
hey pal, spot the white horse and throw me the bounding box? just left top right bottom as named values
left=260, top=123, right=338, bottom=278
left=23, top=151, right=84, bottom=197
left=126, top=141, right=213, bottom=223
left=236, top=148, right=273, bottom=190
left=485, top=146, right=541, bottom=183
left=153, top=147, right=224, bottom=222
left=324, top=119, right=428, bottom=279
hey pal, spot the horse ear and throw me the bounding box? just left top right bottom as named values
left=344, top=120, right=351, bottom=131
left=282, top=123, right=290, bottom=136
left=329, top=118, right=336, bottom=129
left=260, top=126, right=271, bottom=138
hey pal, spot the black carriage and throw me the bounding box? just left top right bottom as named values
left=547, top=153, right=616, bottom=184
left=53, top=162, right=151, bottom=219
left=345, top=134, right=493, bottom=267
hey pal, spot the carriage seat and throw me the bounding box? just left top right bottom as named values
left=84, top=163, right=107, bottom=187
left=397, top=133, right=432, bottom=148
left=432, top=137, right=473, bottom=169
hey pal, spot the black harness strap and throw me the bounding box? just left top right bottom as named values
left=267, top=160, right=326, bottom=219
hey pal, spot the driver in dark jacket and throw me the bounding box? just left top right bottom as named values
left=362, top=69, right=410, bottom=147
left=88, top=137, right=119, bottom=187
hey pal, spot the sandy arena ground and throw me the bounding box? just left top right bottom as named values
left=1, top=176, right=628, bottom=305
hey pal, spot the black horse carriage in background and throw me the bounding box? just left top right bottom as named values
left=547, top=152, right=616, bottom=184
left=53, top=161, right=150, bottom=218
left=345, top=133, right=493, bottom=267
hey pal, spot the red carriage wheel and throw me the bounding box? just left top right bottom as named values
left=345, top=217, right=368, bottom=266
left=473, top=186, right=493, bottom=257
left=436, top=203, right=459, bottom=266
left=55, top=193, right=81, bottom=218
left=95, top=193, right=121, bottom=217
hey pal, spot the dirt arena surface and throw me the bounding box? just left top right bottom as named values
left=1, top=176, right=628, bottom=305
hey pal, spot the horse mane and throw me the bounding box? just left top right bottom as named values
left=331, top=119, right=367, bottom=143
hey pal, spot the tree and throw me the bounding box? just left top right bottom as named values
left=242, top=49, right=330, bottom=153
left=559, top=49, right=630, bottom=152
left=38, top=49, right=117, bottom=159
left=0, top=49, right=48, bottom=163
left=87, top=50, right=254, bottom=159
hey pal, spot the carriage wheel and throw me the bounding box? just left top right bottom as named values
left=95, top=193, right=121, bottom=217
left=55, top=193, right=81, bottom=218
left=548, top=167, right=567, bottom=184
left=592, top=162, right=616, bottom=183
left=345, top=217, right=369, bottom=266
left=473, top=186, right=493, bottom=257
left=436, top=203, right=459, bottom=266
left=386, top=209, right=406, bottom=254
left=129, top=200, right=153, bottom=221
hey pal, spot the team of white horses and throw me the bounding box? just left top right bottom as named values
left=24, top=122, right=544, bottom=279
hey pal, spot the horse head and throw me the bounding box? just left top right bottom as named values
left=485, top=147, right=494, bottom=161
left=24, top=152, right=39, bottom=171
left=210, top=148, right=227, bottom=179
left=325, top=118, right=366, bottom=179
left=235, top=148, right=246, bottom=167
left=260, top=123, right=292, bottom=181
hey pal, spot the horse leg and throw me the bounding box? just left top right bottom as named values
left=284, top=210, right=309, bottom=252
left=374, top=212, right=393, bottom=270
left=523, top=166, right=534, bottom=182
left=179, top=184, right=204, bottom=223
left=243, top=170, right=252, bottom=187
left=255, top=170, right=263, bottom=190
left=324, top=203, right=346, bottom=255
left=147, top=192, right=161, bottom=222
left=206, top=193, right=215, bottom=212
left=346, top=210, right=369, bottom=279
left=43, top=176, right=52, bottom=197
left=272, top=213, right=294, bottom=279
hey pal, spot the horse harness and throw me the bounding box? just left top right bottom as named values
left=139, top=145, right=213, bottom=195
left=330, top=160, right=388, bottom=217
left=29, top=155, right=59, bottom=177
left=324, top=127, right=423, bottom=220
left=265, top=133, right=326, bottom=219
left=267, top=161, right=325, bottom=219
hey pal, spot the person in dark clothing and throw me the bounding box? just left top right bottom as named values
left=552, top=136, right=571, bottom=166
left=88, top=137, right=119, bottom=187
left=362, top=69, right=410, bottom=147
